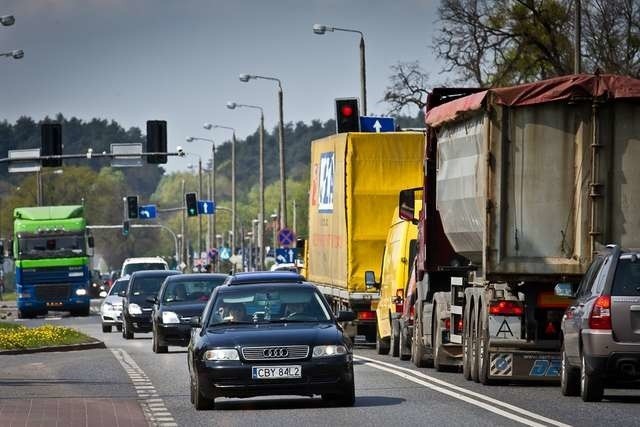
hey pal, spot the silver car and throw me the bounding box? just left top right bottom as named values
left=100, top=277, right=129, bottom=333
left=558, top=245, right=640, bottom=401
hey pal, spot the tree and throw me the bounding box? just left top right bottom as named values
left=383, top=61, right=430, bottom=115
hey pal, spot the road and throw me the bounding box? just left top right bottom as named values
left=2, top=305, right=640, bottom=427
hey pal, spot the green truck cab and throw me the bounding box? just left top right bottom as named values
left=13, top=205, right=93, bottom=318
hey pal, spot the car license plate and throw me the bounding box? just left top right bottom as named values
left=251, top=365, right=301, bottom=379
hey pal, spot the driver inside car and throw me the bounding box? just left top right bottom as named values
left=220, top=303, right=246, bottom=322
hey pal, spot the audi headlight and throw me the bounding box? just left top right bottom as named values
left=312, top=345, right=347, bottom=358
left=162, top=311, right=180, bottom=324
left=128, top=303, right=142, bottom=315
left=76, top=288, right=87, bottom=296
left=204, top=349, right=239, bottom=361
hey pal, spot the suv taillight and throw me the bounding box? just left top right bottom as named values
left=589, top=295, right=611, bottom=330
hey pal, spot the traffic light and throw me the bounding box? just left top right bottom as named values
left=185, top=192, right=198, bottom=217
left=335, top=98, right=360, bottom=133
left=126, top=196, right=139, bottom=219
left=122, top=220, right=130, bottom=237
left=41, top=123, right=62, bottom=167
left=146, top=120, right=167, bottom=164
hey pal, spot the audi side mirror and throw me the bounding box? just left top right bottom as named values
left=336, top=311, right=356, bottom=322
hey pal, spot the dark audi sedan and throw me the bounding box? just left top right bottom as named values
left=121, top=270, right=181, bottom=339
left=187, top=275, right=356, bottom=410
left=151, top=273, right=228, bottom=353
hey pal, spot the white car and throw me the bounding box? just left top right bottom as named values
left=100, top=277, right=128, bottom=333
left=120, top=256, right=168, bottom=277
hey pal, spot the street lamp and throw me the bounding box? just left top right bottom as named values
left=186, top=136, right=216, bottom=257
left=0, top=49, right=23, bottom=59
left=0, top=15, right=15, bottom=26
left=227, top=101, right=266, bottom=270
left=204, top=124, right=237, bottom=256
left=312, top=24, right=367, bottom=115
left=238, top=73, right=288, bottom=231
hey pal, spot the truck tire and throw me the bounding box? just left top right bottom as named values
left=390, top=318, right=400, bottom=357
left=478, top=319, right=493, bottom=385
left=399, top=320, right=411, bottom=361
left=580, top=355, right=604, bottom=402
left=462, top=307, right=472, bottom=380
left=411, top=310, right=432, bottom=368
left=470, top=310, right=480, bottom=382
left=432, top=304, right=444, bottom=372
left=375, top=325, right=390, bottom=355
left=561, top=346, right=579, bottom=396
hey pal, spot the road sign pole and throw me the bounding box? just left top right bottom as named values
left=198, top=157, right=203, bottom=257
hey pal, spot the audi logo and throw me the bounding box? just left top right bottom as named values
left=263, top=347, right=289, bottom=358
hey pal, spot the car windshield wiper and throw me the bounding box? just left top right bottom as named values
left=270, top=318, right=324, bottom=323
left=207, top=321, right=253, bottom=327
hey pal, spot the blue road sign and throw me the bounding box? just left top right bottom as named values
left=198, top=200, right=215, bottom=215
left=277, top=228, right=296, bottom=247
left=138, top=204, right=157, bottom=219
left=219, top=247, right=231, bottom=261
left=360, top=116, right=396, bottom=133
left=276, top=248, right=298, bottom=264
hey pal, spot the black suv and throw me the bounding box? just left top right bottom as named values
left=558, top=244, right=640, bottom=401
left=121, top=270, right=181, bottom=339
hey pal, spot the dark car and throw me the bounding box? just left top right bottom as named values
left=121, top=270, right=181, bottom=339
left=187, top=272, right=357, bottom=410
left=151, top=273, right=228, bottom=353
left=559, top=244, right=640, bottom=401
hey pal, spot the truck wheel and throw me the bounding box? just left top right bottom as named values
left=470, top=312, right=480, bottom=382
left=390, top=318, right=400, bottom=357
left=375, top=325, right=390, bottom=355
left=580, top=355, right=604, bottom=402
left=433, top=310, right=444, bottom=372
left=399, top=321, right=411, bottom=361
left=462, top=310, right=472, bottom=380
left=561, top=346, right=579, bottom=396
left=411, top=312, right=432, bottom=368
left=478, top=323, right=492, bottom=385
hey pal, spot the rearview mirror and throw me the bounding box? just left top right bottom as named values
left=99, top=291, right=107, bottom=298
left=554, top=282, right=574, bottom=298
left=88, top=236, right=95, bottom=248
left=399, top=188, right=418, bottom=223
left=190, top=316, right=201, bottom=327
left=364, top=270, right=379, bottom=290
left=336, top=311, right=357, bottom=322
left=146, top=296, right=157, bottom=304
left=118, top=291, right=126, bottom=297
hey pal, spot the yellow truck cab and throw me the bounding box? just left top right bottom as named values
left=368, top=201, right=419, bottom=355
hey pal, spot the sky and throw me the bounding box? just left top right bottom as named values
left=1, top=0, right=443, bottom=172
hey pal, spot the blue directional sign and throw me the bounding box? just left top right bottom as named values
left=198, top=200, right=215, bottom=215
left=360, top=116, right=396, bottom=133
left=277, top=228, right=296, bottom=247
left=138, top=204, right=157, bottom=219
left=276, top=248, right=298, bottom=264
left=219, top=247, right=231, bottom=261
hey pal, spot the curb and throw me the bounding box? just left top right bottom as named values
left=0, top=339, right=106, bottom=355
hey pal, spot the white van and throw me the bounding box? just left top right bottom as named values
left=120, top=257, right=169, bottom=277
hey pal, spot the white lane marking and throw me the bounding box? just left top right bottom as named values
left=111, top=348, right=177, bottom=427
left=355, top=355, right=570, bottom=427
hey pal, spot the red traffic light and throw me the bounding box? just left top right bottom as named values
left=341, top=105, right=354, bottom=118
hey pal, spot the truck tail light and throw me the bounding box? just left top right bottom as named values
left=489, top=300, right=523, bottom=316
left=589, top=295, right=611, bottom=330
left=456, top=318, right=463, bottom=334
left=357, top=310, right=376, bottom=321
left=443, top=317, right=451, bottom=331
left=394, top=289, right=404, bottom=313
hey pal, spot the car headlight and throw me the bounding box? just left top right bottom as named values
left=76, top=289, right=87, bottom=296
left=204, top=349, right=239, bottom=361
left=162, top=311, right=180, bottom=324
left=128, top=303, right=142, bottom=315
left=18, top=292, right=31, bottom=299
left=103, top=302, right=113, bottom=309
left=312, top=345, right=348, bottom=358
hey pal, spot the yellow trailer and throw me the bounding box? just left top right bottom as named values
left=306, top=132, right=423, bottom=343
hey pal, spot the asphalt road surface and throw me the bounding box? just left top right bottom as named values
left=2, top=304, right=640, bottom=427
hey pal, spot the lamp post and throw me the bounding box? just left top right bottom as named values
left=204, top=124, right=237, bottom=256
left=313, top=24, right=367, bottom=115
left=226, top=101, right=265, bottom=270
left=186, top=136, right=216, bottom=262
left=239, top=73, right=287, bottom=231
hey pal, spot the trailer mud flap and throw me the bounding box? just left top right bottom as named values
left=488, top=352, right=561, bottom=380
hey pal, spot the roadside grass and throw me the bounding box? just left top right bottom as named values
left=1, top=292, right=16, bottom=301
left=0, top=322, right=95, bottom=350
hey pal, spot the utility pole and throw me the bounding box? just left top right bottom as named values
left=198, top=157, right=203, bottom=257
left=292, top=199, right=297, bottom=236
left=181, top=179, right=186, bottom=268
left=574, top=0, right=581, bottom=74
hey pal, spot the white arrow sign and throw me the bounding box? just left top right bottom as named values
left=139, top=210, right=150, bottom=218
left=373, top=120, right=382, bottom=133
left=276, top=254, right=287, bottom=263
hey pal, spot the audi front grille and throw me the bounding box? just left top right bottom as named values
left=241, top=345, right=309, bottom=361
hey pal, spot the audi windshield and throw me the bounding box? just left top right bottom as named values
left=207, top=286, right=332, bottom=326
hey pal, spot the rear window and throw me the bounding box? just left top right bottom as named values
left=124, top=262, right=167, bottom=275
left=612, top=258, right=640, bottom=296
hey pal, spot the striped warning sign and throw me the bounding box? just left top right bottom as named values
left=490, top=353, right=513, bottom=376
